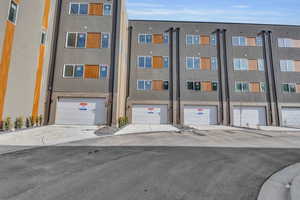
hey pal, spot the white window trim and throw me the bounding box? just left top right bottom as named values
left=186, top=56, right=200, bottom=70
left=137, top=80, right=152, bottom=91
left=63, top=64, right=86, bottom=79
left=7, top=0, right=19, bottom=25
left=103, top=3, right=112, bottom=16
left=63, top=64, right=75, bottom=78
left=69, top=3, right=89, bottom=15
left=233, top=58, right=249, bottom=71
left=66, top=32, right=87, bottom=48
left=101, top=32, right=111, bottom=48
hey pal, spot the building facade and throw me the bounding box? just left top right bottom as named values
left=0, top=0, right=299, bottom=128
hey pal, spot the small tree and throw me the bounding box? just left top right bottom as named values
left=0, top=120, right=3, bottom=131
left=14, top=117, right=24, bottom=129
left=38, top=115, right=43, bottom=126
left=35, top=116, right=39, bottom=126
left=29, top=116, right=35, bottom=127
left=4, top=117, right=12, bottom=131
left=26, top=117, right=30, bottom=128
left=118, top=116, right=129, bottom=128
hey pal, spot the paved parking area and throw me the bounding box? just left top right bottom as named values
left=114, top=124, right=179, bottom=135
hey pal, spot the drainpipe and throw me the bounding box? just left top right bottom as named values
left=267, top=31, right=280, bottom=126
left=45, top=0, right=62, bottom=124
left=222, top=29, right=231, bottom=125
left=216, top=29, right=224, bottom=124
left=175, top=27, right=181, bottom=124
left=125, top=26, right=133, bottom=117
left=165, top=27, right=174, bottom=124
left=108, top=0, right=120, bottom=126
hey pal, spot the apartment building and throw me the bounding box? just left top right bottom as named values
left=0, top=0, right=57, bottom=122
left=1, top=0, right=299, bottom=128
left=127, top=20, right=300, bottom=127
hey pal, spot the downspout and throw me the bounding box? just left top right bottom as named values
left=261, top=30, right=273, bottom=125
left=216, top=29, right=224, bottom=124
left=45, top=0, right=62, bottom=124
left=267, top=31, right=280, bottom=126
left=125, top=26, right=133, bottom=117
left=108, top=0, right=120, bottom=126
left=175, top=27, right=181, bottom=124
left=222, top=29, right=231, bottom=125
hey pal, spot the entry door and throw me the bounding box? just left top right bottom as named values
left=184, top=106, right=218, bottom=125
left=233, top=106, right=266, bottom=127
left=55, top=98, right=106, bottom=125
left=132, top=105, right=168, bottom=124
left=282, top=107, right=300, bottom=127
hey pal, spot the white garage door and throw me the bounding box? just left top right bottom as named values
left=282, top=107, right=300, bottom=128
left=55, top=98, right=107, bottom=125
left=132, top=105, right=168, bottom=124
left=184, top=106, right=218, bottom=125
left=233, top=106, right=266, bottom=127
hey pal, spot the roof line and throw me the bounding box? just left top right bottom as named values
left=128, top=19, right=300, bottom=27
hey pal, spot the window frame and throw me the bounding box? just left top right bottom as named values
left=186, top=56, right=200, bottom=70
left=163, top=56, right=169, bottom=68
left=69, top=3, right=89, bottom=15
left=137, top=80, right=152, bottom=91
left=63, top=64, right=75, bottom=78
left=138, top=33, right=152, bottom=44
left=211, top=57, right=218, bottom=71
left=101, top=32, right=110, bottom=48
left=232, top=36, right=247, bottom=46
left=235, top=81, right=250, bottom=92
left=65, top=32, right=77, bottom=48
left=100, top=64, right=109, bottom=78
left=73, top=64, right=85, bottom=78
left=233, top=58, right=248, bottom=71
left=103, top=3, right=112, bottom=16
left=41, top=31, right=47, bottom=45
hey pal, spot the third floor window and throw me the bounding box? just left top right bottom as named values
left=232, top=36, right=263, bottom=47
left=69, top=3, right=112, bottom=16
left=66, top=32, right=110, bottom=49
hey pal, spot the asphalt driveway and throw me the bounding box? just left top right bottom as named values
left=0, top=146, right=300, bottom=200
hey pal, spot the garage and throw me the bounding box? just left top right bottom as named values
left=281, top=107, right=300, bottom=127
left=132, top=105, right=168, bottom=124
left=184, top=106, right=218, bottom=125
left=233, top=106, right=266, bottom=127
left=55, top=98, right=107, bottom=125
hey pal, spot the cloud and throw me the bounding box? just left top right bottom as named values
left=232, top=5, right=250, bottom=9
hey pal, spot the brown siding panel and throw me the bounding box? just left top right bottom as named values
left=87, top=33, right=101, bottom=48
left=202, top=81, right=212, bottom=91
left=153, top=80, right=163, bottom=91
left=201, top=57, right=211, bottom=70
left=153, top=34, right=163, bottom=44
left=89, top=3, right=103, bottom=16
left=248, top=59, right=258, bottom=70
left=84, top=65, right=99, bottom=79
left=247, top=37, right=256, bottom=46
left=294, top=40, right=300, bottom=48
left=250, top=82, right=260, bottom=92
left=297, top=84, right=300, bottom=93
left=153, top=56, right=163, bottom=68
left=201, top=35, right=210, bottom=45
left=295, top=61, right=300, bottom=72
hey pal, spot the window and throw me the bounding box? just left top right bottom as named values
left=163, top=57, right=169, bottom=68
left=280, top=60, right=295, bottom=72
left=101, top=33, right=110, bottom=48
left=235, top=82, right=249, bottom=92
left=145, top=56, right=152, bottom=68
left=186, top=57, right=200, bottom=69
left=103, top=4, right=112, bottom=16
left=256, top=36, right=263, bottom=46
left=278, top=38, right=294, bottom=48
left=64, top=65, right=74, bottom=77
left=144, top=80, right=152, bottom=90
left=77, top=33, right=86, bottom=48
left=211, top=57, right=218, bottom=71
left=232, top=36, right=246, bottom=46
left=66, top=33, right=76, bottom=48
left=187, top=81, right=194, bottom=90
left=74, top=65, right=84, bottom=78
left=193, top=82, right=200, bottom=91
left=260, top=82, right=266, bottom=92
left=100, top=65, right=108, bottom=78
left=41, top=31, right=47, bottom=45
left=163, top=33, right=169, bottom=44
left=138, top=56, right=152, bottom=68
left=186, top=35, right=200, bottom=45
left=139, top=34, right=152, bottom=44
left=282, top=83, right=296, bottom=93
left=212, top=81, right=218, bottom=91
left=163, top=81, right=169, bottom=90
left=66, top=32, right=86, bottom=48
left=234, top=58, right=248, bottom=71
left=211, top=34, right=217, bottom=46
left=70, top=3, right=88, bottom=15
left=8, top=1, right=18, bottom=24
left=258, top=59, right=265, bottom=71
left=137, top=80, right=145, bottom=90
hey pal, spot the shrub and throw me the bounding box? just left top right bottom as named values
left=4, top=117, right=12, bottom=131
left=118, top=116, right=129, bottom=128
left=14, top=117, right=24, bottom=129
left=35, top=116, right=39, bottom=126
left=26, top=117, right=31, bottom=128
left=38, top=115, right=43, bottom=126
left=29, top=116, right=35, bottom=127
left=0, top=121, right=3, bottom=131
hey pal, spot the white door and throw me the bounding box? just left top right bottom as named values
left=184, top=106, right=218, bottom=125
left=282, top=107, right=300, bottom=127
left=233, top=106, right=266, bottom=127
left=55, top=98, right=106, bottom=125
left=132, top=105, right=168, bottom=124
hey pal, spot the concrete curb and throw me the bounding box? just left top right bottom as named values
left=257, top=163, right=300, bottom=200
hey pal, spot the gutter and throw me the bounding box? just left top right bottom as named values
left=216, top=29, right=224, bottom=124
left=125, top=26, right=133, bottom=116
left=175, top=27, right=181, bottom=124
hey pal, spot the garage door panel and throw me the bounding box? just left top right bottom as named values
left=233, top=106, right=266, bottom=127
left=282, top=108, right=300, bottom=127
left=184, top=106, right=217, bottom=125
left=55, top=98, right=106, bottom=125
left=132, top=105, right=168, bottom=124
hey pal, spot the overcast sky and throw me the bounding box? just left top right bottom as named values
left=127, top=0, right=300, bottom=25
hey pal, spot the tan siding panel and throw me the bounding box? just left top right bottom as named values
left=153, top=34, right=163, bottom=44
left=294, top=40, right=300, bottom=48
left=201, top=57, right=211, bottom=70
left=87, top=33, right=101, bottom=48
left=248, top=59, right=258, bottom=70
left=84, top=65, right=99, bottom=79
left=247, top=37, right=256, bottom=46
left=297, top=84, right=300, bottom=93
left=250, top=82, right=260, bottom=92
left=295, top=61, right=300, bottom=72
left=89, top=3, right=103, bottom=16
left=202, top=81, right=212, bottom=92
left=153, top=56, right=163, bottom=68
left=152, top=80, right=163, bottom=91
left=201, top=35, right=210, bottom=45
